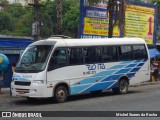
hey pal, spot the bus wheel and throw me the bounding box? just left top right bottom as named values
left=54, top=85, right=68, bottom=103
left=112, top=79, right=128, bottom=94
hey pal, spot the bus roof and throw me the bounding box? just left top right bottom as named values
left=30, top=38, right=146, bottom=47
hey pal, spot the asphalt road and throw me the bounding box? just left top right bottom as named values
left=0, top=84, right=160, bottom=120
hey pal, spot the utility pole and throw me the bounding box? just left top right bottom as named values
left=108, top=0, right=114, bottom=38
left=29, top=0, right=40, bottom=41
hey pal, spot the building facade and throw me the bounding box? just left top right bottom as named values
left=0, top=35, right=33, bottom=87
left=8, top=0, right=34, bottom=6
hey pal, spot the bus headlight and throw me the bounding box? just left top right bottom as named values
left=32, top=80, right=44, bottom=84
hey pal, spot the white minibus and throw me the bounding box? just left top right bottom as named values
left=11, top=38, right=150, bottom=103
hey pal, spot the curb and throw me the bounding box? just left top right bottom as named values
left=0, top=88, right=11, bottom=98
left=130, top=81, right=160, bottom=87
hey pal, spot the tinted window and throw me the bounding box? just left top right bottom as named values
left=84, top=47, right=102, bottom=64
left=68, top=48, right=83, bottom=65
left=16, top=45, right=52, bottom=73
left=48, top=48, right=68, bottom=70
left=102, top=46, right=118, bottom=62
left=133, top=45, right=148, bottom=59
left=119, top=46, right=133, bottom=60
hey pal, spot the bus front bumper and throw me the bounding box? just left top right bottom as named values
left=11, top=82, right=53, bottom=98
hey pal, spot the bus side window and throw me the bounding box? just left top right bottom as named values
left=133, top=45, right=148, bottom=59
left=84, top=47, right=102, bottom=64
left=69, top=48, right=83, bottom=65
left=48, top=49, right=68, bottom=71
left=102, top=46, right=117, bottom=62
left=119, top=46, right=133, bottom=60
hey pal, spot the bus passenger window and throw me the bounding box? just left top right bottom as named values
left=133, top=45, right=148, bottom=59
left=119, top=46, right=133, bottom=60
left=69, top=48, right=83, bottom=65
left=84, top=47, right=102, bottom=64
left=48, top=49, right=68, bottom=70
left=102, top=46, right=118, bottom=62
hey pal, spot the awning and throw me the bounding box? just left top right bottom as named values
left=0, top=38, right=33, bottom=48
left=149, top=48, right=160, bottom=58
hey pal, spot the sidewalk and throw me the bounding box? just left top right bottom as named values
left=130, top=81, right=160, bottom=87
left=0, top=88, right=11, bottom=98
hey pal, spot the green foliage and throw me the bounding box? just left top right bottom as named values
left=0, top=0, right=80, bottom=38
left=63, top=6, right=80, bottom=38
left=0, top=12, right=14, bottom=32
left=7, top=4, right=26, bottom=18
left=151, top=0, right=160, bottom=4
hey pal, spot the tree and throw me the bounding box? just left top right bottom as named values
left=13, top=12, right=33, bottom=36
left=0, top=0, right=80, bottom=37
left=63, top=6, right=80, bottom=38
left=0, top=12, right=13, bottom=33
left=6, top=3, right=26, bottom=18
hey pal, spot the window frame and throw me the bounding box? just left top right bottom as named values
left=47, top=44, right=148, bottom=71
left=48, top=47, right=69, bottom=71
left=118, top=45, right=134, bottom=61
left=132, top=44, right=148, bottom=60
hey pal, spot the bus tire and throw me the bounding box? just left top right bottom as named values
left=54, top=85, right=68, bottom=103
left=112, top=78, right=128, bottom=94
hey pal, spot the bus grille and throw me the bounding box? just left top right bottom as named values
left=16, top=89, right=29, bottom=93
left=14, top=81, right=31, bottom=86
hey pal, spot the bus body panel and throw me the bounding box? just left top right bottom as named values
left=11, top=71, right=53, bottom=97
left=47, top=59, right=149, bottom=95
left=11, top=38, right=150, bottom=98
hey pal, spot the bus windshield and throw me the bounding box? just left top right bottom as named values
left=15, top=45, right=52, bottom=73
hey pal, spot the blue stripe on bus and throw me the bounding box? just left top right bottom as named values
left=115, top=68, right=132, bottom=74
left=130, top=67, right=141, bottom=72
left=70, top=60, right=146, bottom=95
left=142, top=59, right=147, bottom=62
left=125, top=64, right=137, bottom=68
left=78, top=77, right=104, bottom=84
left=93, top=70, right=116, bottom=76
left=133, top=60, right=143, bottom=63
left=70, top=84, right=92, bottom=95
left=102, top=75, right=121, bottom=82
left=126, top=73, right=136, bottom=78
left=120, top=61, right=134, bottom=64
left=81, top=81, right=116, bottom=93
left=137, top=63, right=144, bottom=67
left=109, top=65, right=126, bottom=69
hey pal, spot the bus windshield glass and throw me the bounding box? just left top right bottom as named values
left=15, top=45, right=52, bottom=73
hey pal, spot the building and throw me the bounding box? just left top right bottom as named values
left=8, top=0, right=34, bottom=6
left=0, top=35, right=33, bottom=87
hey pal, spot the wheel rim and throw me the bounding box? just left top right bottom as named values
left=56, top=87, right=66, bottom=102
left=120, top=80, right=127, bottom=93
